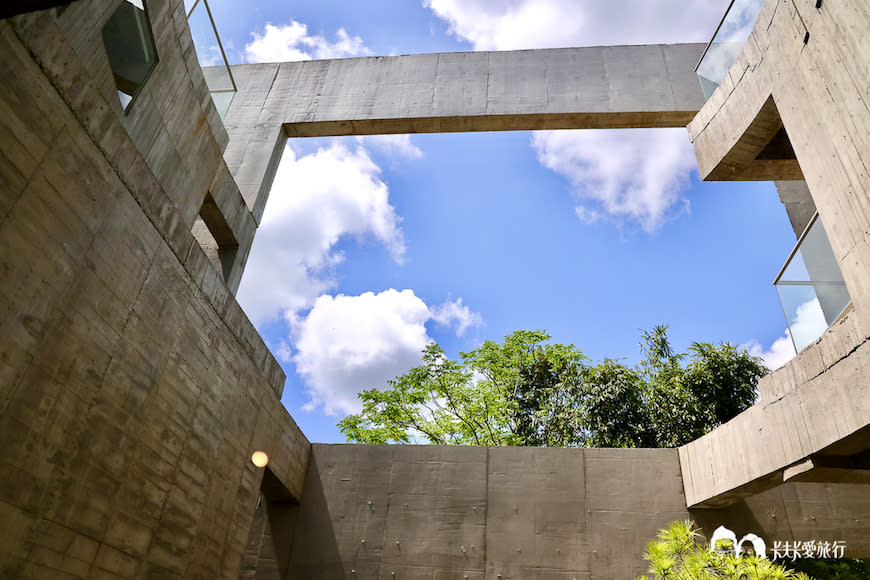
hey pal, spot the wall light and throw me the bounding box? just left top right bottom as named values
left=251, top=451, right=269, bottom=468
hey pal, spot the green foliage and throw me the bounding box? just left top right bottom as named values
left=338, top=342, right=512, bottom=445
left=576, top=359, right=654, bottom=447
left=511, top=336, right=587, bottom=447
left=781, top=558, right=870, bottom=580
left=614, top=326, right=767, bottom=447
left=637, top=520, right=816, bottom=580
left=339, top=326, right=767, bottom=447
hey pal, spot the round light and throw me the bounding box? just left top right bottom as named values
left=251, top=451, right=269, bottom=468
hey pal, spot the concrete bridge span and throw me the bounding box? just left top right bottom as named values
left=223, top=43, right=706, bottom=223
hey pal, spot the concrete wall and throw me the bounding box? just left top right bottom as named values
left=0, top=2, right=309, bottom=577
left=775, top=180, right=815, bottom=237
left=50, top=0, right=258, bottom=292
left=288, top=445, right=690, bottom=580
left=683, top=0, right=870, bottom=508
left=694, top=479, right=870, bottom=558
left=285, top=445, right=870, bottom=579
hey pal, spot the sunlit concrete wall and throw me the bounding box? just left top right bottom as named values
left=288, top=445, right=689, bottom=580
left=0, top=2, right=308, bottom=577
left=285, top=445, right=870, bottom=579
left=682, top=0, right=870, bottom=508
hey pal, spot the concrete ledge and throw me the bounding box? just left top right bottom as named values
left=282, top=110, right=701, bottom=138
left=680, top=313, right=870, bottom=508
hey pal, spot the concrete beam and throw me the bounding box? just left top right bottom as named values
left=223, top=43, right=706, bottom=223
left=680, top=314, right=870, bottom=509
left=699, top=96, right=804, bottom=181
left=273, top=44, right=706, bottom=136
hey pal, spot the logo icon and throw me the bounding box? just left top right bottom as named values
left=710, top=526, right=767, bottom=558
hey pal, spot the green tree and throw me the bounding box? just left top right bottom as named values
left=510, top=336, right=587, bottom=447
left=630, top=326, right=767, bottom=447
left=339, top=326, right=766, bottom=447
left=337, top=342, right=505, bottom=445
left=637, top=520, right=814, bottom=580
left=339, top=330, right=581, bottom=445
left=577, top=358, right=654, bottom=447
left=781, top=558, right=870, bottom=580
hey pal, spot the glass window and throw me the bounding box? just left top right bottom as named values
left=696, top=0, right=766, bottom=100
left=187, top=0, right=237, bottom=118
left=101, top=0, right=159, bottom=111
left=774, top=214, right=851, bottom=352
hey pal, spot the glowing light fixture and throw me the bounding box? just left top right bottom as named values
left=251, top=451, right=269, bottom=468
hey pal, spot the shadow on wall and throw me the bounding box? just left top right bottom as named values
left=692, top=481, right=870, bottom=558
left=243, top=468, right=316, bottom=580
left=284, top=457, right=344, bottom=579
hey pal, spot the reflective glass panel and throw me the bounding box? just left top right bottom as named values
left=101, top=0, right=158, bottom=110
left=187, top=0, right=236, bottom=117
left=696, top=0, right=765, bottom=100
left=210, top=91, right=235, bottom=118
left=775, top=216, right=851, bottom=352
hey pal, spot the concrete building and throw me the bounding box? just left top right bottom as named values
left=0, top=0, right=867, bottom=578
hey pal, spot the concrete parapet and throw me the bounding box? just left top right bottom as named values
left=680, top=311, right=870, bottom=508
left=288, top=445, right=689, bottom=580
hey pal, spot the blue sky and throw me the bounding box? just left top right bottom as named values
left=209, top=0, right=799, bottom=443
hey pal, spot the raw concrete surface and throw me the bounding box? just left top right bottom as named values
left=683, top=0, right=870, bottom=508
left=223, top=43, right=706, bottom=223
left=3, top=0, right=870, bottom=577
left=680, top=312, right=870, bottom=508
left=287, top=445, right=690, bottom=580
left=285, top=445, right=870, bottom=579
left=775, top=180, right=816, bottom=237
left=0, top=2, right=309, bottom=577
left=693, top=478, right=870, bottom=558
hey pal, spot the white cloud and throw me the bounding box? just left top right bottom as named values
left=355, top=135, right=424, bottom=160
left=532, top=129, right=697, bottom=231
left=430, top=298, right=484, bottom=336
left=236, top=143, right=405, bottom=325
left=788, top=297, right=829, bottom=352
left=575, top=206, right=602, bottom=225
left=424, top=0, right=727, bottom=51
left=745, top=332, right=796, bottom=372
left=745, top=297, right=830, bottom=370
left=244, top=22, right=371, bottom=63
left=235, top=142, right=480, bottom=416
left=291, top=290, right=482, bottom=415
left=425, top=1, right=722, bottom=230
